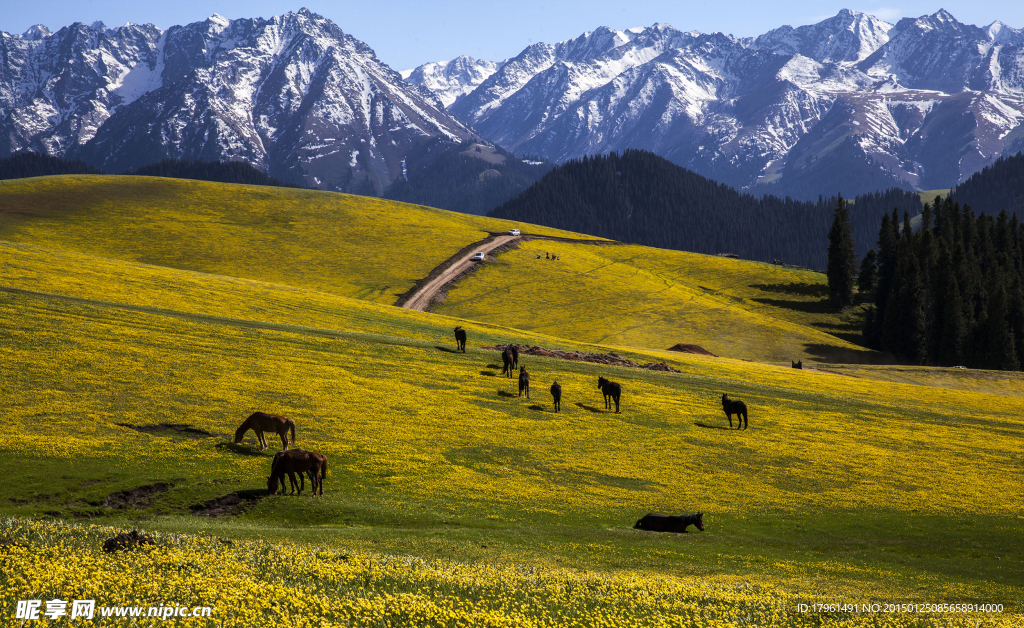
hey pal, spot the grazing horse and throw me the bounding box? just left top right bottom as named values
left=550, top=381, right=562, bottom=412
left=234, top=412, right=296, bottom=451
left=508, top=344, right=520, bottom=369
left=634, top=512, right=704, bottom=533
left=271, top=450, right=310, bottom=494
left=597, top=376, right=621, bottom=413
left=518, top=366, right=530, bottom=398
left=501, top=347, right=514, bottom=378
left=268, top=449, right=327, bottom=496
left=791, top=360, right=803, bottom=369
left=721, top=393, right=748, bottom=430
left=454, top=326, right=467, bottom=353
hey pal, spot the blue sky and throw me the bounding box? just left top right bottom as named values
left=3, top=1, right=1022, bottom=70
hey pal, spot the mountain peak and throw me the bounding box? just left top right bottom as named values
left=21, top=24, right=50, bottom=40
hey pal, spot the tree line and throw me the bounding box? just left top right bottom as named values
left=833, top=197, right=1024, bottom=370
left=488, top=150, right=921, bottom=269
left=0, top=152, right=296, bottom=188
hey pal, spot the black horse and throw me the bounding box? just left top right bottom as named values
left=508, top=344, right=520, bottom=369
left=597, top=376, right=621, bottom=413
left=791, top=359, right=802, bottom=369
left=550, top=381, right=562, bottom=412
left=634, top=512, right=704, bottom=533
left=501, top=347, right=514, bottom=378
left=454, top=326, right=467, bottom=353
left=721, top=393, right=748, bottom=430
left=518, top=366, right=530, bottom=398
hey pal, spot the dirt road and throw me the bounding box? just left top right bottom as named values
left=400, top=235, right=518, bottom=311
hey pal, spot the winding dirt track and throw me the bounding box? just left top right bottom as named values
left=400, top=235, right=518, bottom=311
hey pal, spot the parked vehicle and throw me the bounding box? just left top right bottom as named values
left=509, top=229, right=521, bottom=236
left=472, top=252, right=486, bottom=261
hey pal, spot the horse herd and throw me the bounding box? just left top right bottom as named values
left=233, top=412, right=326, bottom=497
left=455, top=326, right=749, bottom=428
left=229, top=328, right=751, bottom=508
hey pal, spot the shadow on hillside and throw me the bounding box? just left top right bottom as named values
left=694, top=422, right=733, bottom=430
left=750, top=296, right=832, bottom=314
left=215, top=442, right=270, bottom=457
left=803, top=343, right=894, bottom=365
left=434, top=346, right=460, bottom=353
left=497, top=390, right=516, bottom=398
left=750, top=282, right=829, bottom=298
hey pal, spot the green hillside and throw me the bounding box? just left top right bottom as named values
left=0, top=175, right=871, bottom=363
left=2, top=176, right=1020, bottom=625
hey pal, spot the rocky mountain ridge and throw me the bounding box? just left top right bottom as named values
left=412, top=9, right=1024, bottom=197
left=0, top=9, right=476, bottom=192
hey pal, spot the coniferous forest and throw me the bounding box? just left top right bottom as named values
left=0, top=152, right=102, bottom=179
left=948, top=151, right=1024, bottom=217
left=488, top=150, right=921, bottom=269
left=862, top=199, right=1024, bottom=370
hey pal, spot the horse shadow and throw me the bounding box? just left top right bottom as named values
left=215, top=442, right=270, bottom=456
left=527, top=405, right=546, bottom=412
left=485, top=364, right=503, bottom=370
left=497, top=390, right=516, bottom=398
left=694, top=422, right=732, bottom=430
left=480, top=370, right=497, bottom=377
left=435, top=346, right=460, bottom=354
left=574, top=402, right=604, bottom=414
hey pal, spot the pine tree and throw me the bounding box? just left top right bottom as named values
left=827, top=196, right=857, bottom=307
left=858, top=248, right=878, bottom=298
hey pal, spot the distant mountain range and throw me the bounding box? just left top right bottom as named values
left=2, top=9, right=1023, bottom=202
left=0, top=10, right=475, bottom=193
left=407, top=9, right=1024, bottom=199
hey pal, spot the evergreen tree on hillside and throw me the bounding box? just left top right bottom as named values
left=827, top=196, right=857, bottom=307
left=866, top=197, right=1024, bottom=370
left=858, top=248, right=878, bottom=298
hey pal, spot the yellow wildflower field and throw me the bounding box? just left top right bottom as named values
left=1, top=518, right=1010, bottom=627
left=436, top=239, right=869, bottom=362
left=0, top=175, right=580, bottom=303
left=0, top=256, right=1021, bottom=622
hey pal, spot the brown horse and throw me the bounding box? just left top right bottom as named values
left=268, top=449, right=327, bottom=496
left=234, top=412, right=296, bottom=451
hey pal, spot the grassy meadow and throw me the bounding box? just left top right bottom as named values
left=1, top=176, right=1022, bottom=626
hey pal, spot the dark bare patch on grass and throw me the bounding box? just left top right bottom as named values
left=103, top=483, right=170, bottom=509
left=118, top=423, right=218, bottom=438
left=190, top=490, right=266, bottom=517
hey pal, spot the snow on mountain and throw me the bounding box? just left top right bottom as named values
left=0, top=10, right=475, bottom=192
left=413, top=9, right=1024, bottom=195
left=753, top=9, right=892, bottom=62
left=403, top=56, right=501, bottom=107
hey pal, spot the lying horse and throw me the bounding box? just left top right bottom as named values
left=791, top=359, right=803, bottom=369
left=234, top=412, right=296, bottom=451
left=634, top=512, right=704, bottom=533
left=268, top=449, right=327, bottom=496
left=550, top=381, right=562, bottom=412
left=721, top=393, right=748, bottom=430
left=454, top=326, right=467, bottom=353
left=597, top=376, right=621, bottom=413
left=518, top=366, right=530, bottom=398
left=501, top=347, right=514, bottom=378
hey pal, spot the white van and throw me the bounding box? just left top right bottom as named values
left=472, top=252, right=486, bottom=261
left=508, top=229, right=521, bottom=236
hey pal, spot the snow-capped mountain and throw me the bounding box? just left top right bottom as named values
left=0, top=10, right=475, bottom=192
left=402, top=56, right=502, bottom=107
left=408, top=9, right=1024, bottom=196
